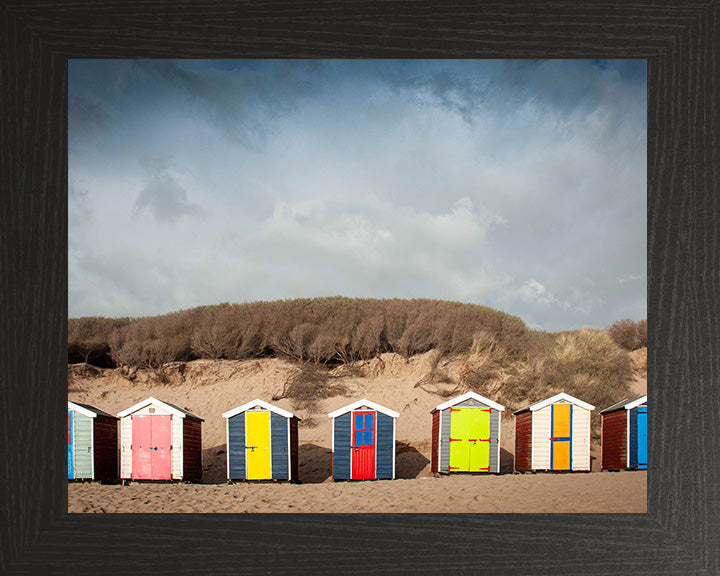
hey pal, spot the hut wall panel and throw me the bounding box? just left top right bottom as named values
left=440, top=407, right=451, bottom=473
left=376, top=412, right=394, bottom=479
left=120, top=416, right=132, bottom=478
left=171, top=416, right=184, bottom=479
left=629, top=407, right=639, bottom=468
left=228, top=413, right=246, bottom=480
left=134, top=405, right=172, bottom=416
left=271, top=412, right=289, bottom=480
left=489, top=409, right=500, bottom=473
left=73, top=413, right=93, bottom=479
left=289, top=418, right=299, bottom=482
left=93, top=415, right=118, bottom=481
left=571, top=407, right=591, bottom=471
left=601, top=410, right=628, bottom=469
left=183, top=418, right=202, bottom=481
left=532, top=405, right=553, bottom=470
left=430, top=411, right=439, bottom=473
left=332, top=412, right=351, bottom=480
left=514, top=411, right=533, bottom=470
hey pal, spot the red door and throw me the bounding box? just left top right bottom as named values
left=132, top=415, right=172, bottom=480
left=351, top=411, right=376, bottom=479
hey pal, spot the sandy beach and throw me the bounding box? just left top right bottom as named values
left=68, top=349, right=647, bottom=513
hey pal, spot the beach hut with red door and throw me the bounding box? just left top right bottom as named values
left=118, top=397, right=203, bottom=482
left=67, top=401, right=118, bottom=482
left=328, top=399, right=399, bottom=480
left=513, top=392, right=595, bottom=472
left=600, top=395, right=647, bottom=470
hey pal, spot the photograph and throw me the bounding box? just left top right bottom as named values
left=67, top=58, right=647, bottom=513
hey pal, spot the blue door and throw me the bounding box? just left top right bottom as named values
left=637, top=406, right=647, bottom=469
left=67, top=411, right=74, bottom=479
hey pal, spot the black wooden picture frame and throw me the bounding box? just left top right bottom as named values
left=1, top=1, right=718, bottom=574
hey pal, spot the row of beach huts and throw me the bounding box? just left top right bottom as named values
left=68, top=391, right=647, bottom=482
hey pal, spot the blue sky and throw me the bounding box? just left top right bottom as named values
left=68, top=59, right=646, bottom=331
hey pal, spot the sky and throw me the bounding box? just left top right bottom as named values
left=68, top=59, right=646, bottom=331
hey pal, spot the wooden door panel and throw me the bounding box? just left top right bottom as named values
left=151, top=415, right=172, bottom=480
left=637, top=408, right=647, bottom=469
left=469, top=409, right=491, bottom=472
left=551, top=404, right=573, bottom=470
left=132, top=415, right=153, bottom=479
left=67, top=411, right=74, bottom=479
left=246, top=411, right=271, bottom=479
left=449, top=408, right=470, bottom=471
left=351, top=412, right=376, bottom=479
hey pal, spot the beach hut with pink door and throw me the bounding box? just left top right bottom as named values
left=118, top=397, right=203, bottom=482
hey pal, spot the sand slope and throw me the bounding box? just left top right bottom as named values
left=68, top=349, right=647, bottom=513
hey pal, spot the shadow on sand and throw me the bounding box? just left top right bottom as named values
left=298, top=443, right=333, bottom=483
left=395, top=442, right=430, bottom=479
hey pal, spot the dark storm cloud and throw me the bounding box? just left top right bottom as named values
left=68, top=60, right=646, bottom=329
left=133, top=159, right=204, bottom=224
left=131, top=59, right=326, bottom=150
left=68, top=96, right=111, bottom=141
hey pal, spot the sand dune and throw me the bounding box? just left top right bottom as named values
left=68, top=350, right=647, bottom=513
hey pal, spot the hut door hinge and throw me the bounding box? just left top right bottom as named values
left=170, top=445, right=173, bottom=450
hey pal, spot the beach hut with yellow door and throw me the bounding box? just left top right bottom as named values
left=222, top=399, right=300, bottom=482
left=430, top=392, right=505, bottom=474
left=513, top=392, right=595, bottom=472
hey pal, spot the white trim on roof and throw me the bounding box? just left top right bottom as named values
left=327, top=398, right=399, bottom=419
left=222, top=399, right=295, bottom=420
left=625, top=395, right=648, bottom=410
left=434, top=391, right=505, bottom=412
left=117, top=396, right=193, bottom=419
left=519, top=392, right=595, bottom=413
left=67, top=401, right=98, bottom=419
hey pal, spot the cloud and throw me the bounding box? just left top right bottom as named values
left=132, top=159, right=205, bottom=224
left=67, top=60, right=646, bottom=330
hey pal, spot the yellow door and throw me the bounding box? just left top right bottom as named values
left=468, top=409, right=491, bottom=472
left=448, top=408, right=471, bottom=471
left=246, top=411, right=271, bottom=479
left=551, top=403, right=572, bottom=470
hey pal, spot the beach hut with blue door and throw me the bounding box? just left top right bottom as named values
left=67, top=401, right=118, bottom=481
left=328, top=399, right=399, bottom=480
left=222, top=399, right=300, bottom=482
left=600, top=395, right=647, bottom=470
left=513, top=393, right=595, bottom=472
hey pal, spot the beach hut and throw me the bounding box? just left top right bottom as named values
left=67, top=401, right=118, bottom=481
left=328, top=399, right=399, bottom=480
left=118, top=397, right=203, bottom=482
left=222, top=399, right=300, bottom=482
left=513, top=392, right=595, bottom=472
left=430, top=392, right=505, bottom=474
left=600, top=395, right=647, bottom=471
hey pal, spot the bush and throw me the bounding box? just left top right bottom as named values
left=608, top=318, right=647, bottom=351
left=68, top=297, right=531, bottom=368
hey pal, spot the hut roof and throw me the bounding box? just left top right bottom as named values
left=222, top=399, right=298, bottom=420
left=68, top=401, right=117, bottom=419
left=513, top=392, right=595, bottom=415
left=432, top=391, right=505, bottom=413
left=117, top=396, right=204, bottom=421
left=328, top=398, right=399, bottom=419
left=600, top=394, right=647, bottom=414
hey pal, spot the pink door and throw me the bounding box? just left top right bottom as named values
left=132, top=415, right=172, bottom=480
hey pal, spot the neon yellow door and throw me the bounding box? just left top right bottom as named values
left=449, top=408, right=471, bottom=471
left=246, top=411, right=271, bottom=479
left=468, top=409, right=491, bottom=472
